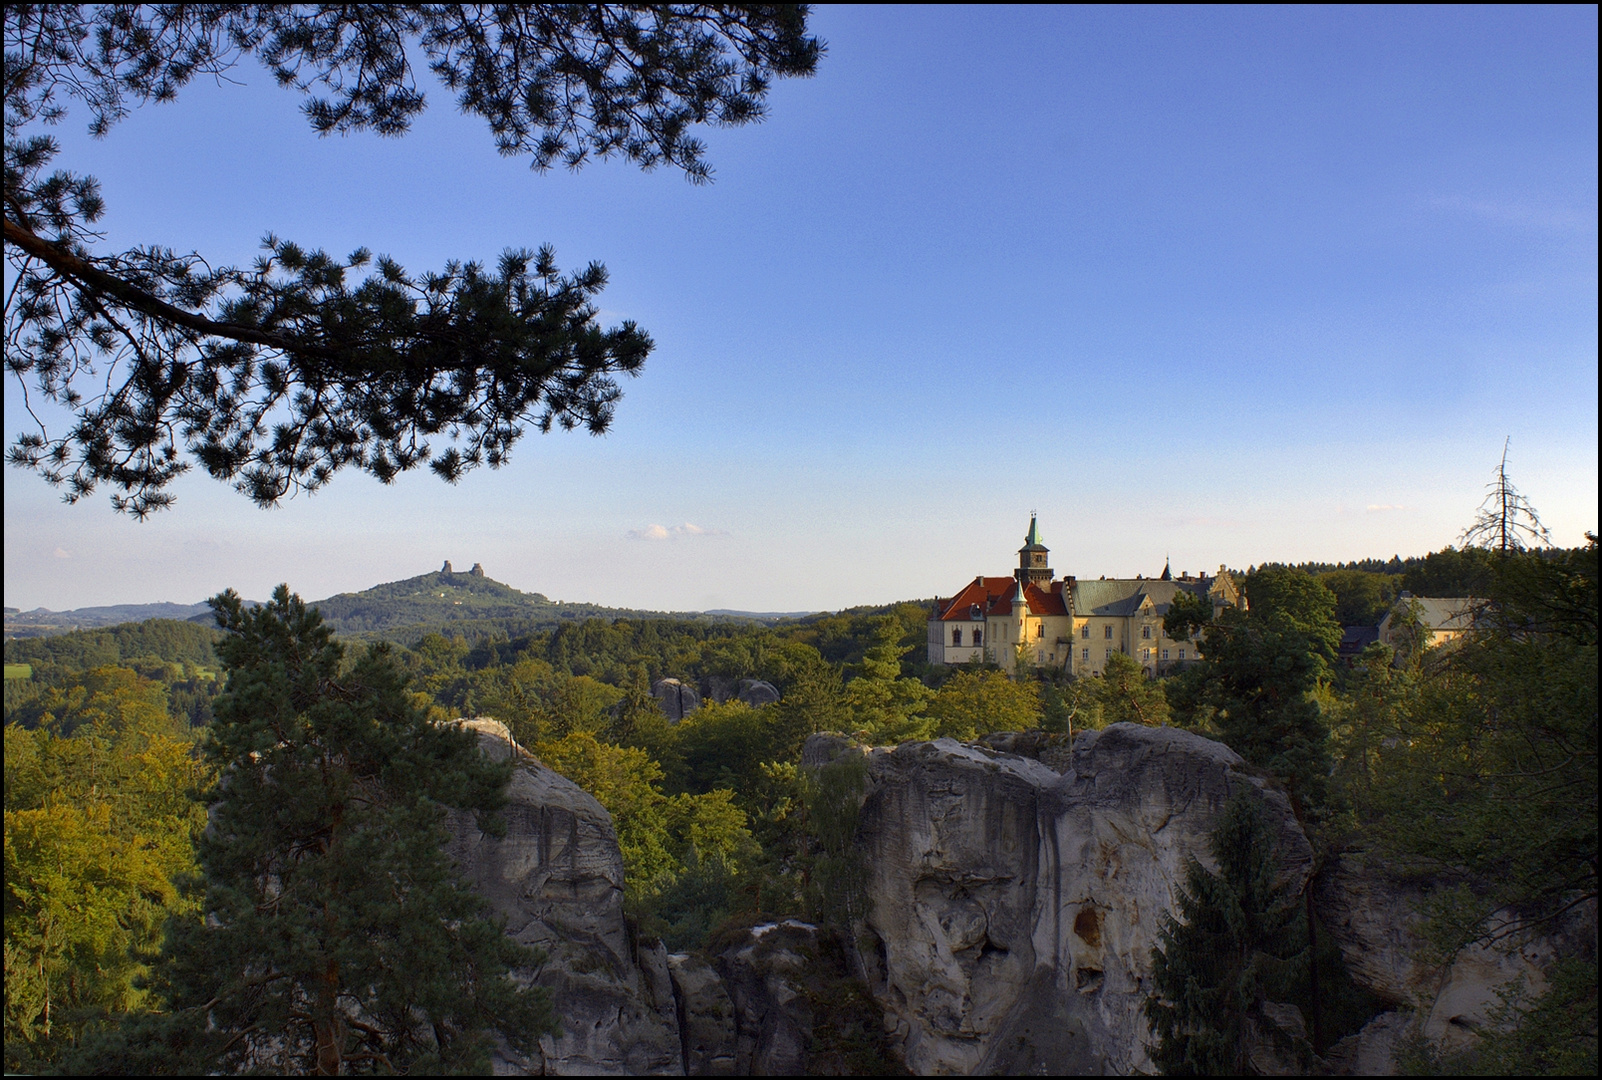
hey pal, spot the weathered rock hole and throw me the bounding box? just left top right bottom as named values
left=1073, top=907, right=1102, bottom=948
left=1076, top=966, right=1104, bottom=992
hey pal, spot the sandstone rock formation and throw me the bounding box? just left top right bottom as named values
left=440, top=718, right=1583, bottom=1075
left=443, top=720, right=682, bottom=1074
left=846, top=724, right=1312, bottom=1076
left=1315, top=848, right=1594, bottom=1061
left=737, top=679, right=781, bottom=707
left=652, top=678, right=701, bottom=722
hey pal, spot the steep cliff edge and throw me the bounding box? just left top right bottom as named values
left=850, top=724, right=1311, bottom=1075
left=443, top=720, right=682, bottom=1074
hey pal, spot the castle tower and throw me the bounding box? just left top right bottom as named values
left=1017, top=514, right=1052, bottom=586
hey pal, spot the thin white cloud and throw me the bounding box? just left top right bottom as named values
left=625, top=522, right=728, bottom=541
left=1425, top=194, right=1590, bottom=232
left=1365, top=504, right=1408, bottom=513
left=52, top=547, right=72, bottom=559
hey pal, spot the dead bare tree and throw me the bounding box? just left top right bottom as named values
left=1461, top=437, right=1551, bottom=554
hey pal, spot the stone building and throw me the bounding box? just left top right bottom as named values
left=927, top=516, right=1241, bottom=676
left=1376, top=593, right=1478, bottom=651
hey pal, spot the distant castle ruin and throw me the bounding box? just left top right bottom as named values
left=440, top=561, right=486, bottom=577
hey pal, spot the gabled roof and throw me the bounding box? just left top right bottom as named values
left=1070, top=578, right=1211, bottom=617
left=936, top=577, right=1016, bottom=621
left=937, top=576, right=1067, bottom=619
left=1391, top=597, right=1480, bottom=632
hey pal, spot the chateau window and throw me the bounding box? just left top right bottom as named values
left=1142, top=626, right=1151, bottom=639
left=1036, top=624, right=1044, bottom=639
left=1105, top=648, right=1112, bottom=659
left=1162, top=649, right=1169, bottom=660
left=1081, top=626, right=1089, bottom=639
left=1082, top=648, right=1089, bottom=661
left=1178, top=648, right=1186, bottom=660
left=1143, top=648, right=1151, bottom=661
left=952, top=628, right=962, bottom=646
left=974, top=630, right=983, bottom=646
left=1104, top=625, right=1113, bottom=639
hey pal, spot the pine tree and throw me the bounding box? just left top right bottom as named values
left=845, top=620, right=934, bottom=744
left=1180, top=567, right=1341, bottom=810
left=69, top=585, right=555, bottom=1074
left=1146, top=791, right=1310, bottom=1075
left=4, top=5, right=821, bottom=515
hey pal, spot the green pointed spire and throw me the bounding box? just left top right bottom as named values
left=1026, top=514, right=1040, bottom=546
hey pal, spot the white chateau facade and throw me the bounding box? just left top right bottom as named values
left=927, top=517, right=1242, bottom=677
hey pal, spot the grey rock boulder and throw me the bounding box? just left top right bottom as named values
left=443, top=719, right=682, bottom=1074
left=737, top=679, right=781, bottom=707
left=652, top=679, right=702, bottom=722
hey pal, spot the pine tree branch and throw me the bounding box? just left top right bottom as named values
left=3, top=215, right=329, bottom=358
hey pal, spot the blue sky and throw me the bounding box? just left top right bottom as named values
left=5, top=5, right=1597, bottom=613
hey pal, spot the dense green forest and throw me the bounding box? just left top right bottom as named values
left=4, top=542, right=1594, bottom=1073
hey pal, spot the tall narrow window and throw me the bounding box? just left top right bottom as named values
left=1081, top=626, right=1089, bottom=639
left=1104, top=625, right=1113, bottom=639
left=975, top=630, right=983, bottom=646
left=1036, top=624, right=1044, bottom=639
left=952, top=628, right=962, bottom=646
left=1082, top=648, right=1089, bottom=661
left=1142, top=626, right=1151, bottom=639
left=1178, top=648, right=1186, bottom=660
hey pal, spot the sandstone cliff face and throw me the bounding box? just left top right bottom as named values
left=444, top=720, right=682, bottom=1074
left=445, top=719, right=1581, bottom=1076
left=1314, top=849, right=1593, bottom=1062
left=849, top=724, right=1312, bottom=1076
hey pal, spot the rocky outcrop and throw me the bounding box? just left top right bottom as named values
left=845, top=724, right=1312, bottom=1076
left=652, top=678, right=701, bottom=722
left=668, top=954, right=739, bottom=1075
left=737, top=679, right=781, bottom=707
left=708, top=920, right=817, bottom=1076
left=1315, top=850, right=1594, bottom=1062
left=444, top=720, right=682, bottom=1074
left=669, top=920, right=905, bottom=1076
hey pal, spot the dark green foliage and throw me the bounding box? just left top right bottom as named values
left=1146, top=792, right=1311, bottom=1075
left=4, top=619, right=221, bottom=677
left=1163, top=588, right=1215, bottom=641
left=800, top=931, right=912, bottom=1075
left=799, top=753, right=871, bottom=930
left=68, top=585, right=555, bottom=1073
left=1316, top=569, right=1400, bottom=627
left=1368, top=540, right=1597, bottom=958
left=1400, top=545, right=1497, bottom=598
left=4, top=4, right=820, bottom=514
left=1179, top=568, right=1341, bottom=810
left=1395, top=957, right=1597, bottom=1076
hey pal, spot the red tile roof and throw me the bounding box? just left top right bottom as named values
left=936, top=577, right=1015, bottom=620
left=937, top=577, right=1067, bottom=619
